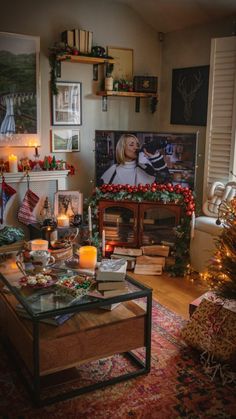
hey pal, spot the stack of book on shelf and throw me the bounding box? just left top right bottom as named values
left=61, top=28, right=93, bottom=54
left=134, top=255, right=165, bottom=275
left=104, top=214, right=122, bottom=223
left=104, top=226, right=120, bottom=241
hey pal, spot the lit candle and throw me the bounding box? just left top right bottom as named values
left=79, top=245, right=97, bottom=269
left=105, top=244, right=113, bottom=258
left=102, top=229, right=106, bottom=257
left=57, top=214, right=70, bottom=227
left=88, top=205, right=92, bottom=232
left=8, top=154, right=18, bottom=173
left=30, top=239, right=49, bottom=251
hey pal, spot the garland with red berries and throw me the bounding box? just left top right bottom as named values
left=88, top=183, right=195, bottom=276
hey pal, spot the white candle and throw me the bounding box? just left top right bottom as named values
left=57, top=214, right=70, bottom=227
left=8, top=154, right=18, bottom=173
left=88, top=205, right=92, bottom=232
left=102, top=229, right=106, bottom=257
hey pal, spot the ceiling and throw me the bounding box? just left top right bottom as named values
left=107, top=0, right=236, bottom=33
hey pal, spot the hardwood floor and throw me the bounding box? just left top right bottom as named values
left=129, top=271, right=208, bottom=319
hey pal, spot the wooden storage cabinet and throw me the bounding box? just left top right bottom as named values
left=99, top=200, right=181, bottom=247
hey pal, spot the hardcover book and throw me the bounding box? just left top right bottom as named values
left=111, top=254, right=136, bottom=270
left=96, top=259, right=127, bottom=282
left=136, top=255, right=166, bottom=267
left=15, top=306, right=74, bottom=326
left=113, top=247, right=142, bottom=257
left=97, top=280, right=127, bottom=291
left=141, top=245, right=169, bottom=257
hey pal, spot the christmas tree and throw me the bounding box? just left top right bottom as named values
left=207, top=198, right=236, bottom=300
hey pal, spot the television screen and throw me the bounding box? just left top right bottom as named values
left=95, top=130, right=198, bottom=189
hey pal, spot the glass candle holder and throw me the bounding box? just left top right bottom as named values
left=79, top=246, right=97, bottom=269
left=30, top=239, right=49, bottom=251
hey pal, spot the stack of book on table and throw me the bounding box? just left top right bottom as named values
left=90, top=259, right=128, bottom=310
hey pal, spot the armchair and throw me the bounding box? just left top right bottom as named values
left=190, top=181, right=236, bottom=272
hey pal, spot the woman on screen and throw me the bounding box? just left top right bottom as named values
left=99, top=133, right=170, bottom=186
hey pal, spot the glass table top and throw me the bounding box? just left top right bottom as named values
left=0, top=259, right=151, bottom=319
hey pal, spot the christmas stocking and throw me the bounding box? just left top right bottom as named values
left=18, top=189, right=40, bottom=225
left=0, top=177, right=16, bottom=224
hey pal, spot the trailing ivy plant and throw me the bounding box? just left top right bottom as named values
left=86, top=183, right=195, bottom=276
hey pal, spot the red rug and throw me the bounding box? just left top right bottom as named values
left=0, top=300, right=235, bottom=418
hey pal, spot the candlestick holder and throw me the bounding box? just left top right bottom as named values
left=32, top=151, right=42, bottom=171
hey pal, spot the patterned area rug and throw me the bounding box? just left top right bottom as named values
left=0, top=300, right=235, bottom=418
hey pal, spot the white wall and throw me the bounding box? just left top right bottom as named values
left=1, top=0, right=161, bottom=198
left=159, top=16, right=236, bottom=206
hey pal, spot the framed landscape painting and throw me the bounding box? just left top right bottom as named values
left=51, top=128, right=80, bottom=152
left=0, top=31, right=40, bottom=147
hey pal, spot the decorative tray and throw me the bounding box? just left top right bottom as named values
left=19, top=273, right=57, bottom=288
left=55, top=275, right=96, bottom=298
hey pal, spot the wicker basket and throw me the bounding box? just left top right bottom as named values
left=50, top=245, right=73, bottom=262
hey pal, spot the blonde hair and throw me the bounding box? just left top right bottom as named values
left=116, top=134, right=139, bottom=164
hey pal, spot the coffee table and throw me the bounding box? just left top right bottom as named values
left=0, top=264, right=152, bottom=406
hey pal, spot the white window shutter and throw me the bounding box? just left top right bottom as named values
left=203, top=36, right=236, bottom=201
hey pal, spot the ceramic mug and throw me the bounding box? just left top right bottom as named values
left=29, top=250, right=55, bottom=268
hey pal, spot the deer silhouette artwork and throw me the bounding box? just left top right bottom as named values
left=177, top=71, right=203, bottom=123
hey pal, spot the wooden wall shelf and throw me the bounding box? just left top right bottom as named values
left=97, top=91, right=158, bottom=112
left=97, top=91, right=157, bottom=98
left=55, top=54, right=157, bottom=112
left=57, top=54, right=115, bottom=65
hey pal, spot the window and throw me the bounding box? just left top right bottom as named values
left=203, top=36, right=236, bottom=201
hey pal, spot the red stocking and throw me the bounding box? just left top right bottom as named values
left=18, top=189, right=40, bottom=225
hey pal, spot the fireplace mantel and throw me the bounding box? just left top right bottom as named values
left=2, top=170, right=70, bottom=190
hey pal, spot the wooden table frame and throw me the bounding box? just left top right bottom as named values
left=0, top=272, right=152, bottom=406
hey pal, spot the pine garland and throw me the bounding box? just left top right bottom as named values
left=87, top=183, right=195, bottom=276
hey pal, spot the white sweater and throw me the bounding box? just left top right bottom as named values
left=100, top=161, right=155, bottom=186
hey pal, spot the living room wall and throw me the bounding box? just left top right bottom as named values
left=0, top=0, right=161, bottom=198
left=159, top=16, right=235, bottom=207
left=1, top=1, right=235, bottom=205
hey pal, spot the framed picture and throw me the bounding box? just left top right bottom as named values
left=170, top=65, right=210, bottom=126
left=52, top=81, right=82, bottom=126
left=107, top=47, right=133, bottom=81
left=54, top=190, right=83, bottom=217
left=95, top=130, right=198, bottom=190
left=51, top=128, right=80, bottom=152
left=0, top=31, right=40, bottom=147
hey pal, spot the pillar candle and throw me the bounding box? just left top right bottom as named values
left=8, top=154, right=18, bottom=173
left=57, top=214, right=70, bottom=227
left=79, top=246, right=97, bottom=269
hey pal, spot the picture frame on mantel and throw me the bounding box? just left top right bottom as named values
left=0, top=31, right=40, bottom=147
left=52, top=81, right=82, bottom=126
left=54, top=190, right=83, bottom=217
left=51, top=128, right=80, bottom=152
left=107, top=47, right=133, bottom=81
